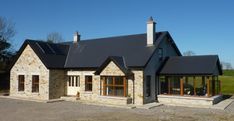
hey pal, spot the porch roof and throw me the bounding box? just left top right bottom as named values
left=158, top=55, right=223, bottom=76
left=94, top=56, right=133, bottom=75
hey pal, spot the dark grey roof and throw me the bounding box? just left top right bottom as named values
left=11, top=40, right=69, bottom=69
left=159, top=55, right=223, bottom=75
left=11, top=31, right=181, bottom=70
left=64, top=32, right=180, bottom=68
left=94, top=56, right=132, bottom=75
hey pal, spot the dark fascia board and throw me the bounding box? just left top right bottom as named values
left=65, top=67, right=98, bottom=71
left=156, top=57, right=170, bottom=75
left=27, top=40, right=51, bottom=69
left=94, top=57, right=133, bottom=75
left=128, top=66, right=144, bottom=70
left=8, top=40, right=46, bottom=70
left=9, top=41, right=27, bottom=70
left=216, top=56, right=223, bottom=75
left=9, top=39, right=53, bottom=70
left=158, top=74, right=218, bottom=76
left=165, top=32, right=182, bottom=56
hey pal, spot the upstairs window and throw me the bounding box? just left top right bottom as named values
left=85, top=76, right=92, bottom=91
left=18, top=75, right=25, bottom=91
left=158, top=48, right=163, bottom=60
left=32, top=75, right=39, bottom=93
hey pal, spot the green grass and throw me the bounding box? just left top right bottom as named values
left=220, top=70, right=234, bottom=95
left=223, top=70, right=234, bottom=76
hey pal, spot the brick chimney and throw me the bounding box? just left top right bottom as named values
left=147, top=16, right=156, bottom=46
left=73, top=31, right=80, bottom=45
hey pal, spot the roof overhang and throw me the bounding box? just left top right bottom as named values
left=94, top=56, right=133, bottom=76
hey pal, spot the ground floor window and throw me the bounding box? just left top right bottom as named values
left=101, top=76, right=127, bottom=97
left=32, top=75, right=39, bottom=93
left=85, top=76, right=92, bottom=91
left=160, top=76, right=221, bottom=97
left=146, top=75, right=151, bottom=97
left=68, top=76, right=80, bottom=87
left=18, top=75, right=25, bottom=91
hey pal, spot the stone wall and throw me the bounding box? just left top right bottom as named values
left=100, top=61, right=125, bottom=76
left=158, top=95, right=223, bottom=107
left=67, top=61, right=144, bottom=105
left=49, top=70, right=66, bottom=99
left=132, top=70, right=144, bottom=105
left=10, top=45, right=49, bottom=100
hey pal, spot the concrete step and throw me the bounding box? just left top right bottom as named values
left=211, top=99, right=234, bottom=110
left=60, top=96, right=79, bottom=101
left=137, top=102, right=163, bottom=109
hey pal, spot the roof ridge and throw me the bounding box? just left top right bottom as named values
left=171, top=55, right=218, bottom=58
left=64, top=31, right=167, bottom=43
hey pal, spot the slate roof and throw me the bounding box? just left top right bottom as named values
left=11, top=31, right=181, bottom=70
left=64, top=31, right=180, bottom=69
left=94, top=56, right=133, bottom=75
left=11, top=40, right=69, bottom=69
left=159, top=55, right=223, bottom=75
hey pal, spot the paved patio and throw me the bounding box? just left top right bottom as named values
left=0, top=97, right=234, bottom=121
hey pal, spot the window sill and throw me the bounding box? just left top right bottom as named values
left=84, top=91, right=93, bottom=94
left=32, top=92, right=39, bottom=95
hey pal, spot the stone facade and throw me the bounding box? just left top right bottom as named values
left=132, top=70, right=144, bottom=105
left=10, top=45, right=50, bottom=100
left=100, top=61, right=125, bottom=76
left=49, top=70, right=67, bottom=99
left=66, top=61, right=144, bottom=105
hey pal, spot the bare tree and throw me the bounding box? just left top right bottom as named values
left=183, top=51, right=196, bottom=56
left=46, top=32, right=64, bottom=43
left=0, top=16, right=16, bottom=70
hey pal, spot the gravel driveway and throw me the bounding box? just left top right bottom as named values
left=0, top=97, right=234, bottom=121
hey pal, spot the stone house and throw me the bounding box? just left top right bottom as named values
left=10, top=17, right=223, bottom=106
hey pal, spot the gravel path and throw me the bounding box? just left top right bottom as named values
left=0, top=97, right=233, bottom=121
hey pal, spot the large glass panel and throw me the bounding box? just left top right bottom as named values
left=160, top=76, right=168, bottom=94
left=106, top=77, right=113, bottom=85
left=169, top=77, right=180, bottom=95
left=146, top=76, right=151, bottom=97
left=106, top=86, right=114, bottom=96
left=115, top=76, right=124, bottom=85
left=101, top=76, right=126, bottom=97
left=195, top=77, right=206, bottom=96
left=183, top=77, right=194, bottom=96
left=115, top=87, right=124, bottom=96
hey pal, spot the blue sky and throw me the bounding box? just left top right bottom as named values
left=1, top=0, right=234, bottom=66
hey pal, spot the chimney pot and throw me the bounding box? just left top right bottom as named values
left=147, top=16, right=156, bottom=46
left=73, top=31, right=80, bottom=44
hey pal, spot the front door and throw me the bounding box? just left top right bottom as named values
left=67, top=76, right=80, bottom=96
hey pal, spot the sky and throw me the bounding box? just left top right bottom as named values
left=0, top=0, right=234, bottom=66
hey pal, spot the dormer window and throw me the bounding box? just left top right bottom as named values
left=158, top=48, right=163, bottom=60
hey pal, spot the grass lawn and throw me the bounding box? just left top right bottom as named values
left=220, top=70, right=234, bottom=95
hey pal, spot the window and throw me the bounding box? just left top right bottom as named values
left=85, top=76, right=92, bottom=91
left=158, top=48, right=163, bottom=60
left=32, top=75, right=39, bottom=93
left=101, top=76, right=127, bottom=97
left=146, top=76, right=151, bottom=97
left=18, top=75, right=25, bottom=91
left=68, top=76, right=80, bottom=87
